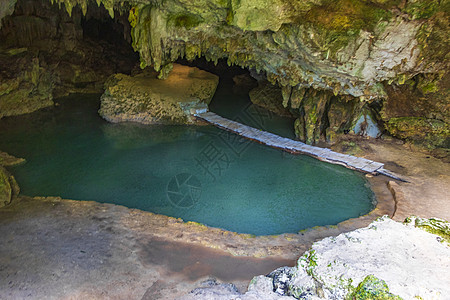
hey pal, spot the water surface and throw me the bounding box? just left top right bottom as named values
left=0, top=90, right=375, bottom=235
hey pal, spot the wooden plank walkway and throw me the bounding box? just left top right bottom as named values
left=195, top=112, right=406, bottom=181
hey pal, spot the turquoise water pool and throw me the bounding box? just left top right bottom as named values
left=0, top=84, right=375, bottom=235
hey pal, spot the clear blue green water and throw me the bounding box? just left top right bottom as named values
left=0, top=83, right=375, bottom=235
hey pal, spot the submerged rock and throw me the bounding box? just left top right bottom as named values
left=99, top=64, right=219, bottom=125
left=0, top=151, right=25, bottom=166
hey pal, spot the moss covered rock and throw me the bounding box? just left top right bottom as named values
left=0, top=0, right=138, bottom=118
left=405, top=216, right=450, bottom=244
left=350, top=275, right=402, bottom=300
left=0, top=167, right=12, bottom=208
left=99, top=64, right=219, bottom=125
left=0, top=51, right=54, bottom=119
left=385, top=117, right=449, bottom=148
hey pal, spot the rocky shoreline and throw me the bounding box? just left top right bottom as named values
left=184, top=216, right=450, bottom=300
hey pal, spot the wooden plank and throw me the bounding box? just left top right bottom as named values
left=195, top=112, right=406, bottom=181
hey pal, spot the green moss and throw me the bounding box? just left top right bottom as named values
left=404, top=0, right=441, bottom=19
left=415, top=72, right=444, bottom=94
left=157, top=63, right=173, bottom=80
left=168, top=13, right=203, bottom=29
left=305, top=0, right=391, bottom=32
left=0, top=167, right=12, bottom=207
left=386, top=117, right=450, bottom=148
left=128, top=6, right=139, bottom=28
left=339, top=141, right=363, bottom=156
left=186, top=221, right=208, bottom=229
left=5, top=48, right=27, bottom=56
left=304, top=250, right=318, bottom=276
left=415, top=3, right=450, bottom=68
left=404, top=216, right=450, bottom=244
left=300, top=0, right=393, bottom=59
left=419, top=81, right=438, bottom=94
left=225, top=9, right=233, bottom=25
left=185, top=43, right=201, bottom=61
left=348, top=275, right=402, bottom=299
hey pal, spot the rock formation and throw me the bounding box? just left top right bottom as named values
left=0, top=0, right=448, bottom=146
left=183, top=217, right=450, bottom=300
left=0, top=152, right=22, bottom=208
left=99, top=64, right=219, bottom=124
left=0, top=0, right=137, bottom=118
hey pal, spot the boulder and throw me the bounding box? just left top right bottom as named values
left=255, top=217, right=450, bottom=299
left=248, top=82, right=292, bottom=117
left=99, top=64, right=219, bottom=125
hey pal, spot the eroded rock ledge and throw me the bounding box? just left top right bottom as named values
left=99, top=64, right=219, bottom=124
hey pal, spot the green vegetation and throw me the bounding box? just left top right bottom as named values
left=302, top=0, right=393, bottom=58
left=386, top=117, right=449, bottom=148
left=404, top=0, right=442, bottom=19
left=168, top=13, right=203, bottom=29
left=348, top=275, right=403, bottom=300
left=405, top=216, right=450, bottom=244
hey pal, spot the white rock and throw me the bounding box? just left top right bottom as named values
left=289, top=217, right=450, bottom=299
left=184, top=217, right=450, bottom=299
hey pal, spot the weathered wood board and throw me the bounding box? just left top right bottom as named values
left=195, top=112, right=406, bottom=181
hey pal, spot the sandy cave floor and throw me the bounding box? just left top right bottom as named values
left=0, top=137, right=449, bottom=299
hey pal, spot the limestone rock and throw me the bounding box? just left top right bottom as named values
left=0, top=151, right=25, bottom=166
left=2, top=0, right=449, bottom=147
left=405, top=216, right=450, bottom=244
left=232, top=73, right=258, bottom=95
left=185, top=217, right=450, bottom=299
left=264, top=217, right=450, bottom=299
left=99, top=64, right=219, bottom=125
left=0, top=167, right=12, bottom=208
left=182, top=276, right=290, bottom=300
left=0, top=0, right=16, bottom=29
left=352, top=110, right=382, bottom=138
left=181, top=279, right=241, bottom=300
left=0, top=51, right=54, bottom=119
left=0, top=0, right=138, bottom=118
left=248, top=82, right=292, bottom=117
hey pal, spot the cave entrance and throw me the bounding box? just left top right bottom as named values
left=177, top=58, right=297, bottom=139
